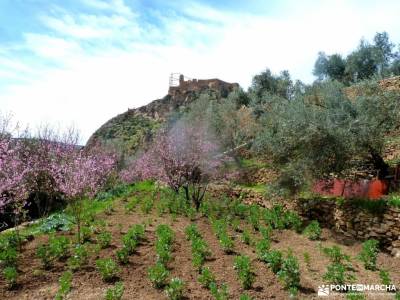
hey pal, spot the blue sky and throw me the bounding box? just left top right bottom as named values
left=1, top=0, right=400, bottom=143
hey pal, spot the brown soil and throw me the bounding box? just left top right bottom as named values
left=1, top=198, right=399, bottom=300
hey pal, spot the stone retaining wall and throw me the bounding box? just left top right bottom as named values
left=295, top=198, right=400, bottom=257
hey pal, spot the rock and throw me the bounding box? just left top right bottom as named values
left=391, top=248, right=400, bottom=258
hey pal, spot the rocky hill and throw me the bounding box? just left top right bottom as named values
left=86, top=75, right=239, bottom=156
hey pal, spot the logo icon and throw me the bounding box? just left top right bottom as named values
left=318, top=285, right=330, bottom=297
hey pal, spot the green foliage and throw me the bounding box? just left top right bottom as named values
left=219, top=233, right=234, bottom=254
left=67, top=244, right=89, bottom=272
left=148, top=262, right=169, bottom=288
left=277, top=252, right=300, bottom=292
left=96, top=258, right=120, bottom=282
left=323, top=263, right=355, bottom=285
left=248, top=205, right=261, bottom=231
left=165, top=278, right=185, bottom=300
left=303, top=220, right=322, bottom=240
left=379, top=269, right=392, bottom=285
left=0, top=246, right=18, bottom=267
left=39, top=213, right=73, bottom=233
left=283, top=211, right=303, bottom=232
left=155, top=224, right=174, bottom=265
left=122, top=224, right=145, bottom=254
left=210, top=282, right=229, bottom=300
left=49, top=235, right=70, bottom=260
left=234, top=255, right=255, bottom=290
left=98, top=231, right=112, bottom=249
left=263, top=205, right=285, bottom=229
left=55, top=271, right=73, bottom=300
left=322, top=245, right=351, bottom=264
left=116, top=247, right=129, bottom=265
left=185, top=224, right=201, bottom=241
left=141, top=196, right=154, bottom=214
left=303, top=252, right=311, bottom=269
left=189, top=230, right=211, bottom=271
left=3, top=266, right=17, bottom=288
left=36, top=244, right=52, bottom=269
left=264, top=250, right=283, bottom=274
left=358, top=239, right=379, bottom=270
left=256, top=239, right=271, bottom=262
left=346, top=292, right=366, bottom=300
left=105, top=281, right=124, bottom=300
left=124, top=197, right=140, bottom=213
left=198, top=267, right=216, bottom=289
left=239, top=294, right=253, bottom=300
left=80, top=225, right=93, bottom=242
left=241, top=228, right=252, bottom=245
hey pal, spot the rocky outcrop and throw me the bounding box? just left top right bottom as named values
left=86, top=75, right=239, bottom=155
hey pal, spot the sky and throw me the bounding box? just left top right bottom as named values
left=1, top=0, right=400, bottom=143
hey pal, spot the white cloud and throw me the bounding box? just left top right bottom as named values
left=1, top=0, right=400, bottom=143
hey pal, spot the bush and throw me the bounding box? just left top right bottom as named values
left=55, top=271, right=73, bottom=300
left=191, top=237, right=211, bottom=271
left=358, top=239, right=379, bottom=270
left=264, top=250, right=283, bottom=274
left=234, top=255, right=255, bottom=290
left=105, top=281, right=124, bottom=300
left=148, top=262, right=169, bottom=288
left=264, top=205, right=285, bottom=229
left=322, top=245, right=351, bottom=265
left=210, top=282, right=229, bottom=300
left=36, top=244, right=52, bottom=269
left=219, top=233, right=234, bottom=254
left=67, top=244, right=89, bottom=272
left=98, top=231, right=112, bottom=249
left=116, top=247, right=129, bottom=265
left=49, top=235, right=70, bottom=260
left=277, top=252, right=300, bottom=292
left=96, top=258, right=120, bottom=282
left=39, top=213, right=73, bottom=233
left=303, top=220, right=321, bottom=240
left=283, top=211, right=303, bottom=232
left=185, top=224, right=201, bottom=241
left=165, top=278, right=185, bottom=300
left=156, top=239, right=172, bottom=265
left=323, top=263, right=355, bottom=285
left=248, top=205, right=261, bottom=231
left=0, top=247, right=18, bottom=267
left=198, top=266, right=216, bottom=289
left=141, top=197, right=154, bottom=214
left=80, top=225, right=93, bottom=242
left=256, top=239, right=271, bottom=262
left=259, top=226, right=272, bottom=241
left=241, top=229, right=252, bottom=245
left=379, top=269, right=392, bottom=285
left=3, top=266, right=17, bottom=289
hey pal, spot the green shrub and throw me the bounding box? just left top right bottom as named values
left=141, top=197, right=154, bottom=214
left=105, top=281, right=124, bottom=300
left=259, top=226, right=272, bottom=240
left=3, top=266, right=17, bottom=289
left=191, top=237, right=211, bottom=271
left=256, top=239, right=271, bottom=261
left=358, top=239, right=379, bottom=270
left=0, top=247, right=18, bottom=267
left=67, top=244, right=89, bottom=271
left=198, top=266, right=216, bottom=289
left=210, top=282, right=229, bottom=300
left=122, top=233, right=138, bottom=255
left=283, top=211, right=302, bottom=232
left=49, top=235, right=70, bottom=260
left=165, top=278, right=185, bottom=300
left=185, top=224, right=201, bottom=241
left=264, top=205, right=285, bottom=229
left=156, top=239, right=172, bottom=265
left=156, top=225, right=174, bottom=245
left=219, top=233, right=234, bottom=254
left=96, top=258, right=120, bottom=282
left=211, top=219, right=227, bottom=238
left=234, top=255, right=255, bottom=290
left=322, top=245, right=351, bottom=265
left=248, top=205, right=261, bottom=231
left=39, top=213, right=73, bottom=233
left=239, top=294, right=253, bottom=300
left=36, top=244, right=52, bottom=269
left=98, top=231, right=112, bottom=249
left=379, top=269, right=392, bottom=285
left=303, top=220, right=321, bottom=240
left=80, top=225, right=93, bottom=242
left=148, top=262, right=169, bottom=288
left=323, top=263, right=355, bottom=285
left=116, top=247, right=129, bottom=265
left=264, top=250, right=283, bottom=274
left=277, top=252, right=300, bottom=291
left=230, top=200, right=248, bottom=219
left=55, top=271, right=73, bottom=300
left=241, top=229, right=252, bottom=245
